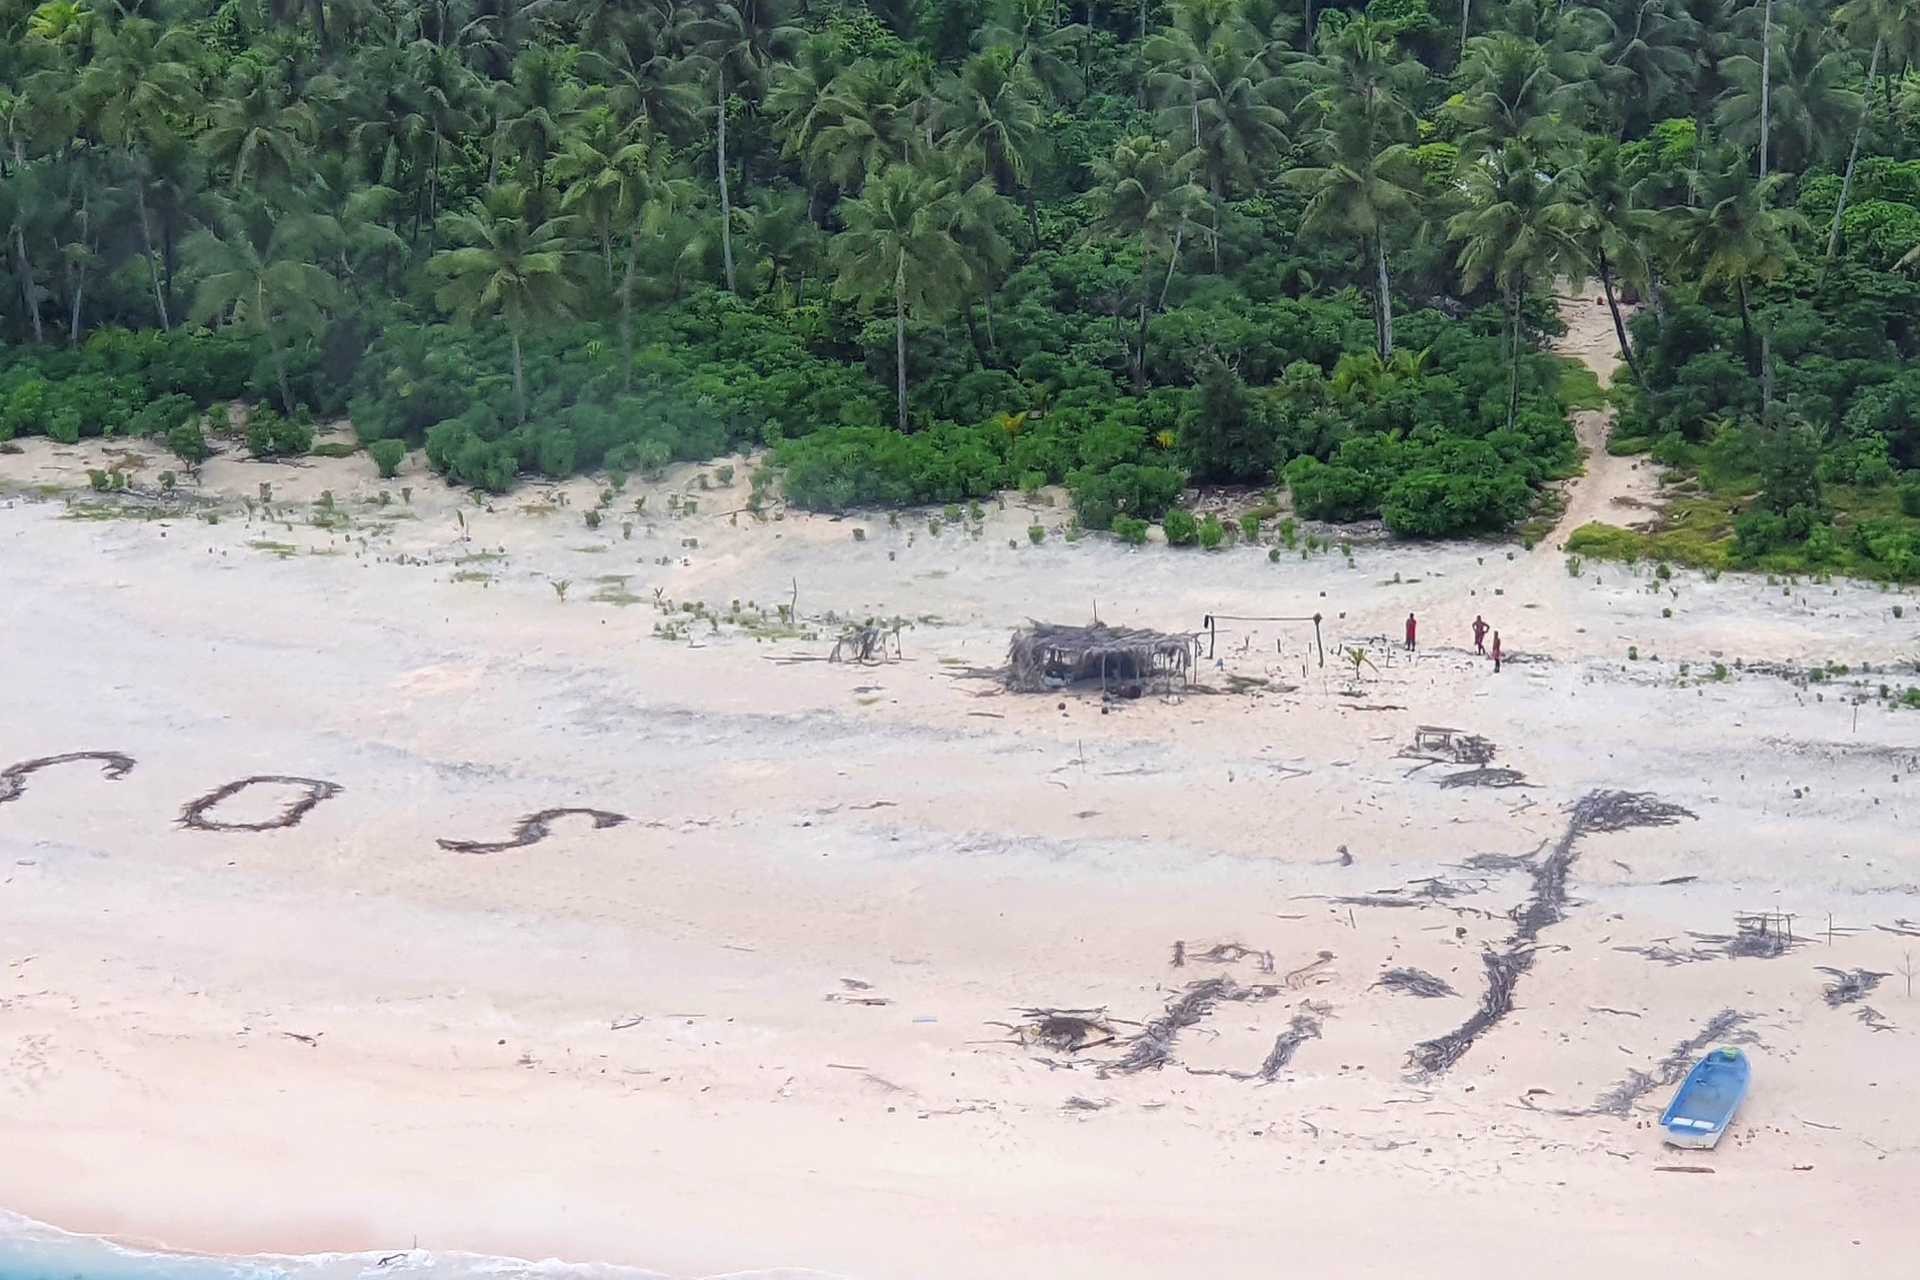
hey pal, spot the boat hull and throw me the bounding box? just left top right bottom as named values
left=1660, top=1047, right=1750, bottom=1150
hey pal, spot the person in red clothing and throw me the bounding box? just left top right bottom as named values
left=1472, top=614, right=1488, bottom=654
left=1404, top=612, right=1417, bottom=652
left=1490, top=630, right=1503, bottom=673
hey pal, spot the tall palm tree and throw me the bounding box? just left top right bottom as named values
left=401, top=39, right=479, bottom=244
left=1665, top=145, right=1805, bottom=377
left=1289, top=18, right=1423, bottom=360
left=430, top=181, right=583, bottom=420
left=1578, top=0, right=1702, bottom=137
left=1089, top=132, right=1203, bottom=391
left=185, top=195, right=343, bottom=414
left=975, top=0, right=1088, bottom=104
left=1826, top=0, right=1920, bottom=261
left=76, top=15, right=199, bottom=329
left=678, top=0, right=801, bottom=294
left=802, top=60, right=921, bottom=195
left=582, top=4, right=701, bottom=143
left=1567, top=141, right=1656, bottom=383
left=495, top=46, right=586, bottom=187
left=202, top=61, right=321, bottom=189
left=1448, top=32, right=1574, bottom=157
left=829, top=164, right=967, bottom=429
left=937, top=51, right=1047, bottom=237
left=1715, top=12, right=1861, bottom=175
left=1146, top=2, right=1289, bottom=270
left=765, top=29, right=846, bottom=173
left=928, top=151, right=1018, bottom=361
left=1447, top=140, right=1583, bottom=429
left=302, top=154, right=408, bottom=294
left=0, top=159, right=57, bottom=342
left=741, top=186, right=823, bottom=302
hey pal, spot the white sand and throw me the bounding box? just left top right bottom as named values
left=2, top=296, right=1918, bottom=1277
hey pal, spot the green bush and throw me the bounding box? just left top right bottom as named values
left=1027, top=524, right=1046, bottom=544
left=246, top=408, right=314, bottom=459
left=1162, top=507, right=1199, bottom=546
left=1899, top=479, right=1920, bottom=517
left=1197, top=513, right=1226, bottom=549
left=1111, top=515, right=1150, bottom=545
left=166, top=420, right=210, bottom=464
left=1066, top=462, right=1186, bottom=529
left=368, top=439, right=406, bottom=478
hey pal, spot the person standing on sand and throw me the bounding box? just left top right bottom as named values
left=1491, top=631, right=1502, bottom=673
left=1472, top=615, right=1488, bottom=654
left=1404, top=612, right=1417, bottom=652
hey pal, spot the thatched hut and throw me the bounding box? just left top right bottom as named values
left=1006, top=622, right=1198, bottom=695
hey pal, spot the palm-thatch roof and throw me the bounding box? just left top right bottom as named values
left=1006, top=622, right=1197, bottom=694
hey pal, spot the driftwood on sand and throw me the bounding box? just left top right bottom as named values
left=1005, top=622, right=1198, bottom=695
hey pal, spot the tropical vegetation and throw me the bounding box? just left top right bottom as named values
left=0, top=0, right=1916, bottom=564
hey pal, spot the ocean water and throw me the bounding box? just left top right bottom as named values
left=0, top=1213, right=844, bottom=1280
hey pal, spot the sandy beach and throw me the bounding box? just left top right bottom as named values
left=3, top=299, right=1918, bottom=1278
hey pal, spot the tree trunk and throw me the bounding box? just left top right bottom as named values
left=1758, top=0, right=1772, bottom=178
left=894, top=268, right=909, bottom=430
left=1210, top=176, right=1221, bottom=274
left=620, top=238, right=637, bottom=390
left=308, top=0, right=328, bottom=47
left=134, top=176, right=171, bottom=331
left=1735, top=278, right=1757, bottom=376
left=984, top=290, right=997, bottom=355
left=1504, top=284, right=1521, bottom=432
left=1024, top=187, right=1039, bottom=242
left=14, top=226, right=43, bottom=343
left=1374, top=234, right=1394, bottom=360
left=275, top=347, right=295, bottom=415
left=512, top=329, right=527, bottom=421
left=1459, top=0, right=1468, bottom=63
left=67, top=267, right=85, bottom=345
left=1596, top=250, right=1640, bottom=384
left=1826, top=38, right=1881, bottom=263
left=963, top=306, right=987, bottom=368
left=1160, top=215, right=1185, bottom=310
left=716, top=69, right=737, bottom=294
left=1134, top=231, right=1150, bottom=393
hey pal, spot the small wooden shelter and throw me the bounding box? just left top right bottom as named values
left=1005, top=622, right=1197, bottom=696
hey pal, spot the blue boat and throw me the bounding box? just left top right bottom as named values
left=1660, top=1046, right=1751, bottom=1148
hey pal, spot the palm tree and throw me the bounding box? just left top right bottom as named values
left=829, top=165, right=967, bottom=429
left=1579, top=0, right=1702, bottom=137
left=1566, top=142, right=1657, bottom=384
left=1826, top=0, right=1920, bottom=261
left=430, top=182, right=583, bottom=420
left=930, top=153, right=1018, bottom=361
left=1289, top=18, right=1423, bottom=360
left=553, top=107, right=636, bottom=287
left=1447, top=140, right=1583, bottom=429
left=1448, top=32, right=1574, bottom=157
left=76, top=15, right=199, bottom=329
left=802, top=60, right=921, bottom=195
left=302, top=154, right=407, bottom=293
left=741, top=186, right=823, bottom=302
left=202, top=61, right=321, bottom=189
left=1147, top=3, right=1289, bottom=270
left=0, top=160, right=57, bottom=342
left=1665, top=145, right=1805, bottom=377
left=937, top=51, right=1047, bottom=237
left=1089, top=132, right=1203, bottom=391
left=1715, top=12, right=1861, bottom=175
left=185, top=195, right=343, bottom=414
left=401, top=39, right=479, bottom=244
left=765, top=30, right=846, bottom=170
left=495, top=46, right=586, bottom=187
left=678, top=0, right=802, bottom=294
left=975, top=0, right=1088, bottom=104
left=582, top=4, right=701, bottom=143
